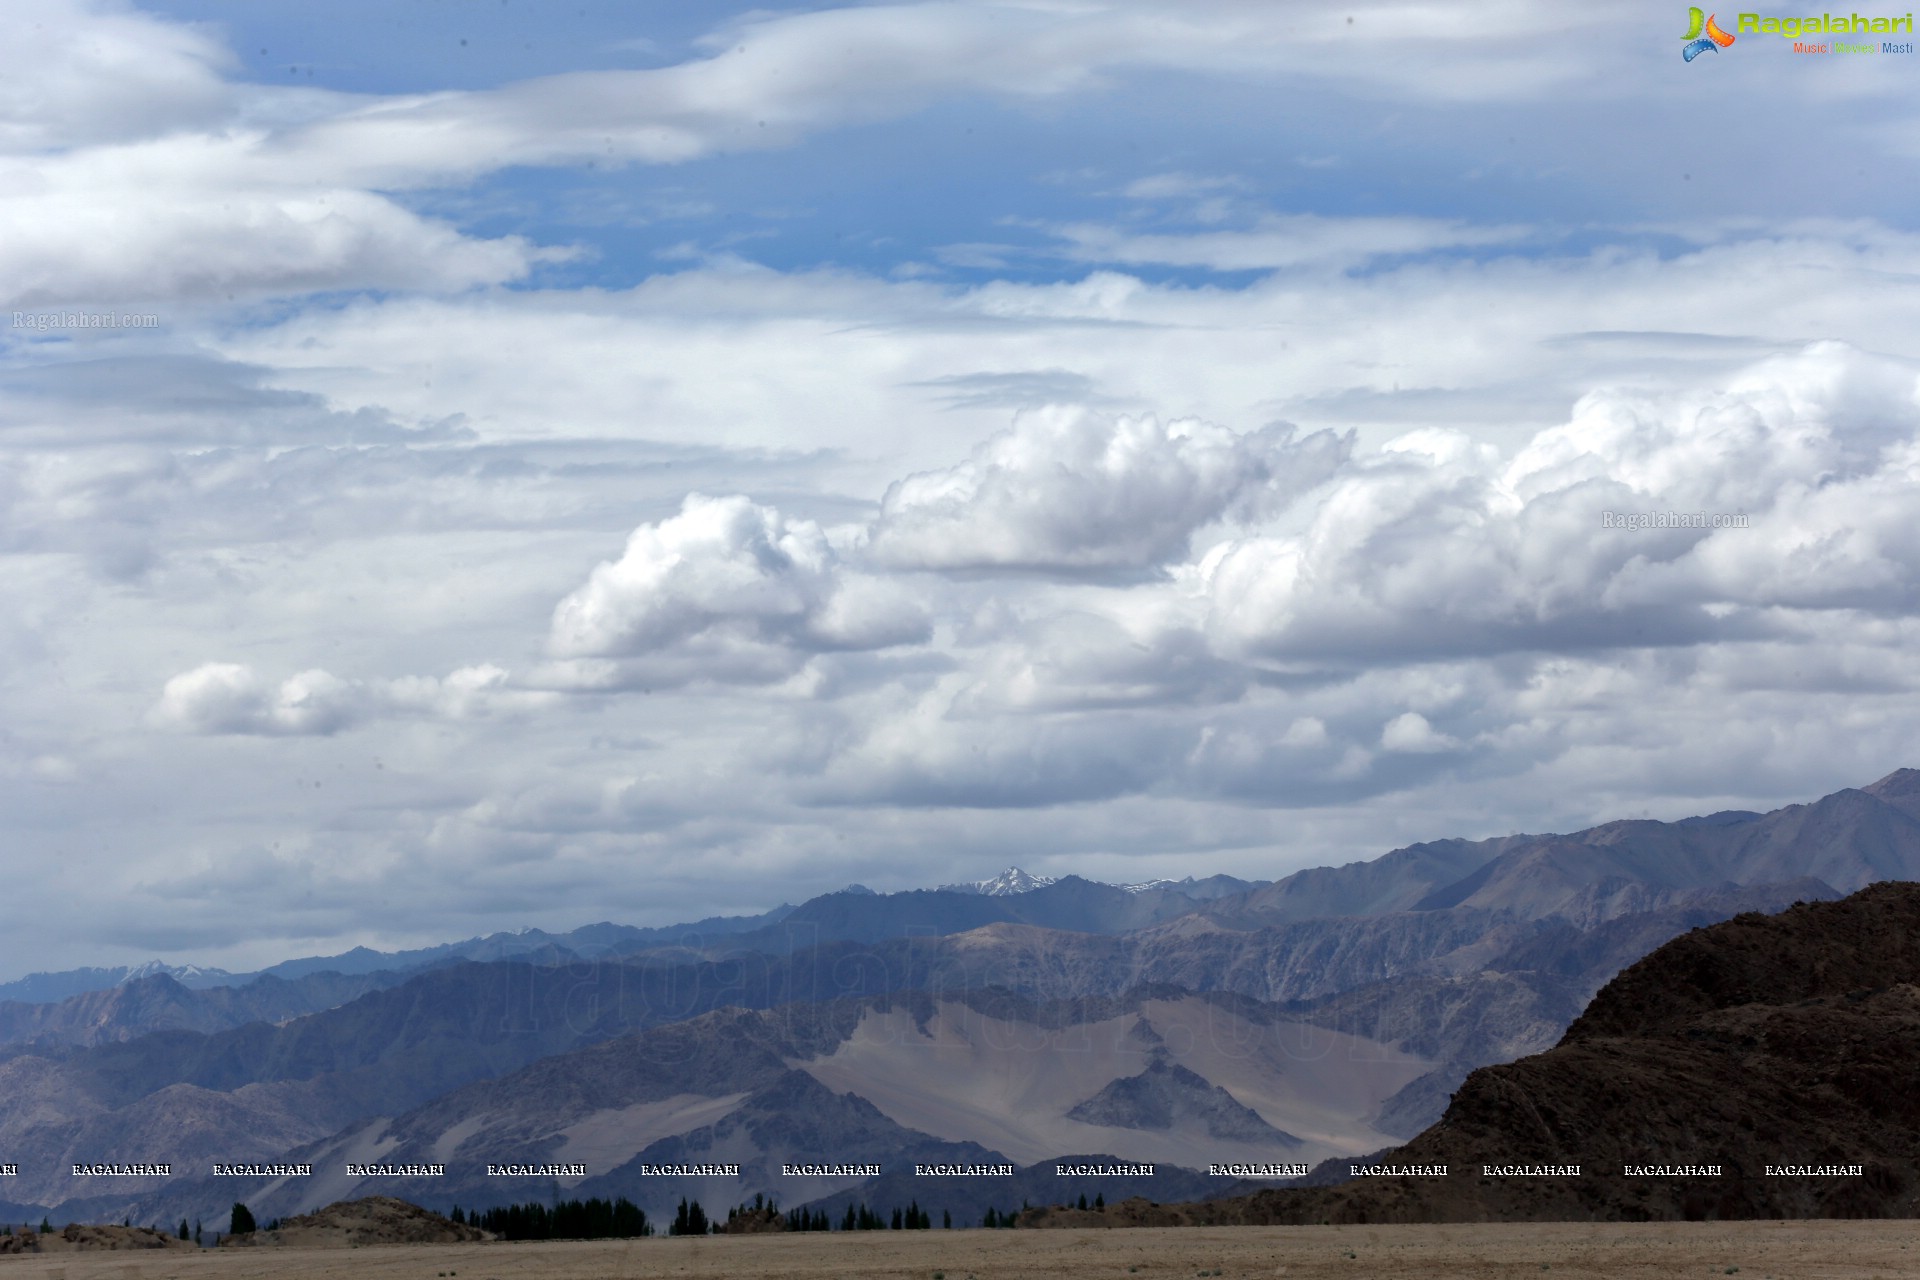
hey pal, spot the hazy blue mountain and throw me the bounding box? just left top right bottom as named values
left=0, top=970, right=413, bottom=1053
left=1219, top=768, right=1920, bottom=930
left=0, top=906, right=798, bottom=1008
left=0, top=963, right=240, bottom=1005
left=724, top=874, right=1265, bottom=952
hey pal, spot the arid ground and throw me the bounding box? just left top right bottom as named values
left=4, top=1221, right=1920, bottom=1280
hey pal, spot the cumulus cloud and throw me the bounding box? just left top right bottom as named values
left=546, top=493, right=930, bottom=687
left=1380, top=711, right=1461, bottom=754
left=866, top=407, right=1350, bottom=573
left=152, top=663, right=363, bottom=736
left=1200, top=342, right=1920, bottom=665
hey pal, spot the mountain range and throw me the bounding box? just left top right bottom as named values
left=0, top=769, right=1915, bottom=1231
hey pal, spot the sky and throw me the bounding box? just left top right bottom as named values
left=4, top=0, right=1920, bottom=976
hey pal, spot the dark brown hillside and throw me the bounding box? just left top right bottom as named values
left=1566, top=880, right=1920, bottom=1039
left=1035, top=883, right=1920, bottom=1226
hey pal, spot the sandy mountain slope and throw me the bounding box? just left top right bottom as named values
left=130, top=989, right=1413, bottom=1229
left=794, top=994, right=1421, bottom=1167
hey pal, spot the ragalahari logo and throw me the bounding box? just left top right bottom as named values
left=1683, top=7, right=1738, bottom=57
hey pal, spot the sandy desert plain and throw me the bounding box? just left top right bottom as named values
left=5, top=1221, right=1920, bottom=1280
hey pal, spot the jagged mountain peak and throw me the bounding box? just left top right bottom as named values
left=940, top=867, right=1058, bottom=896
left=1865, top=765, right=1920, bottom=795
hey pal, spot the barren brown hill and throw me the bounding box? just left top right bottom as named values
left=0, top=1222, right=192, bottom=1252
left=1026, top=882, right=1920, bottom=1226
left=221, top=1196, right=489, bottom=1247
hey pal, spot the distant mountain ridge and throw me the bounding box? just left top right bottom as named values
left=0, top=907, right=799, bottom=1007
left=16, top=768, right=1918, bottom=1008
left=0, top=969, right=408, bottom=1053
left=1, top=769, right=1917, bottom=1232
left=938, top=867, right=1260, bottom=898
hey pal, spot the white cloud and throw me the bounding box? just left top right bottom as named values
left=1380, top=711, right=1460, bottom=753
left=1120, top=172, right=1248, bottom=201
left=546, top=493, right=930, bottom=687
left=262, top=1, right=1624, bottom=196
left=865, top=407, right=1350, bottom=573
left=152, top=663, right=363, bottom=736
left=215, top=225, right=1920, bottom=483
left=0, top=3, right=551, bottom=308
left=0, top=0, right=233, bottom=151
left=0, top=0, right=1663, bottom=312
left=152, top=662, right=549, bottom=736
left=1199, top=342, right=1920, bottom=665
left=0, top=142, right=557, bottom=309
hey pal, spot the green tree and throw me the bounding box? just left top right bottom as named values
left=668, top=1198, right=709, bottom=1236
left=942, top=1209, right=951, bottom=1229
left=229, top=1203, right=257, bottom=1235
left=178, top=1219, right=190, bottom=1241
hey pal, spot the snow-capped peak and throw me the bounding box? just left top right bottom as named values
left=940, top=867, right=1057, bottom=896
left=1116, top=878, right=1179, bottom=894
left=117, top=960, right=212, bottom=984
